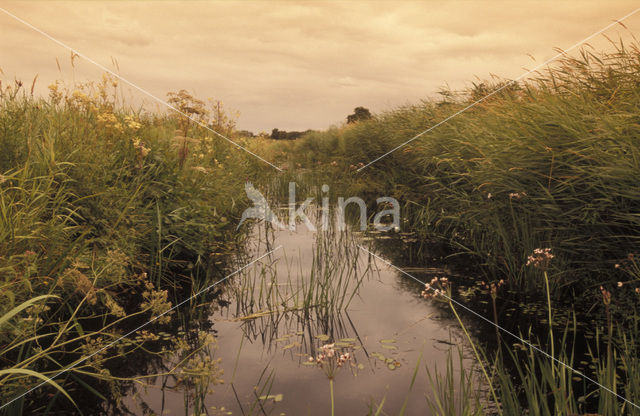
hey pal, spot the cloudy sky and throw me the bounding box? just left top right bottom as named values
left=1, top=1, right=639, bottom=132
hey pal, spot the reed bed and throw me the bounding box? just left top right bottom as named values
left=0, top=76, right=252, bottom=413
left=279, top=39, right=640, bottom=304
left=272, top=39, right=640, bottom=414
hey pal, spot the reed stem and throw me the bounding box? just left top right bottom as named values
left=449, top=301, right=502, bottom=415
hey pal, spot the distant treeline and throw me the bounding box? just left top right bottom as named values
left=235, top=107, right=372, bottom=140
left=270, top=128, right=313, bottom=140
left=236, top=130, right=255, bottom=137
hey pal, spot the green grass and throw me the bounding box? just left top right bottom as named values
left=0, top=76, right=254, bottom=413
left=270, top=38, right=640, bottom=414
left=278, top=39, right=640, bottom=306
left=5, top=36, right=640, bottom=415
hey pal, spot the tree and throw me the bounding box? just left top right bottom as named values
left=347, top=106, right=372, bottom=124
left=270, top=129, right=306, bottom=140
left=236, top=130, right=255, bottom=138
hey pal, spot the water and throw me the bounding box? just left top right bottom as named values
left=122, top=210, right=478, bottom=415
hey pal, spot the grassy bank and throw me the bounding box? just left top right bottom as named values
left=269, top=40, right=640, bottom=414
left=0, top=76, right=258, bottom=412
left=281, top=41, right=640, bottom=305
left=4, top=37, right=640, bottom=415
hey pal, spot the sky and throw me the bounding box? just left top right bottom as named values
left=2, top=1, right=640, bottom=133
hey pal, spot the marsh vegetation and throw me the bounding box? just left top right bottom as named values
left=2, top=39, right=640, bottom=415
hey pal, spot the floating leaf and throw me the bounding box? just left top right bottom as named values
left=380, top=339, right=396, bottom=344
left=315, top=334, right=330, bottom=341
left=259, top=394, right=283, bottom=402
left=381, top=345, right=397, bottom=350
left=282, top=343, right=299, bottom=350
left=339, top=338, right=356, bottom=342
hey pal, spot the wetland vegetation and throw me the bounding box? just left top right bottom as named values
left=2, top=40, right=640, bottom=415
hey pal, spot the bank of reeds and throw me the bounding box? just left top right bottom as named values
left=275, top=38, right=640, bottom=414
left=281, top=39, right=640, bottom=306
left=0, top=76, right=253, bottom=412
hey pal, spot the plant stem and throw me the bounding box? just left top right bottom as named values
left=330, top=378, right=335, bottom=416
left=491, top=294, right=501, bottom=352
left=544, top=271, right=555, bottom=371
left=544, top=270, right=563, bottom=414
left=449, top=301, right=502, bottom=416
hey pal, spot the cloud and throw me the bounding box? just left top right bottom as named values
left=2, top=0, right=639, bottom=132
left=330, top=77, right=356, bottom=87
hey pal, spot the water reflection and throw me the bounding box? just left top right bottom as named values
left=122, top=210, right=479, bottom=415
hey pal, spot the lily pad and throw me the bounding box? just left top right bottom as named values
left=282, top=342, right=300, bottom=350
left=259, top=394, right=283, bottom=402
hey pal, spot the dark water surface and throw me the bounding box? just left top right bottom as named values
left=122, top=216, right=477, bottom=415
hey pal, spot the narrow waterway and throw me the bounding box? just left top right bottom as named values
left=122, top=206, right=478, bottom=414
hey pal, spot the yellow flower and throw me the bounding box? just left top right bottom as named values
left=48, top=83, right=63, bottom=103
left=124, top=115, right=142, bottom=130
left=132, top=137, right=150, bottom=157
left=97, top=111, right=123, bottom=133
left=71, top=90, right=87, bottom=100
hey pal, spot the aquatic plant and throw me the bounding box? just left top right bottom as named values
left=308, top=342, right=353, bottom=416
